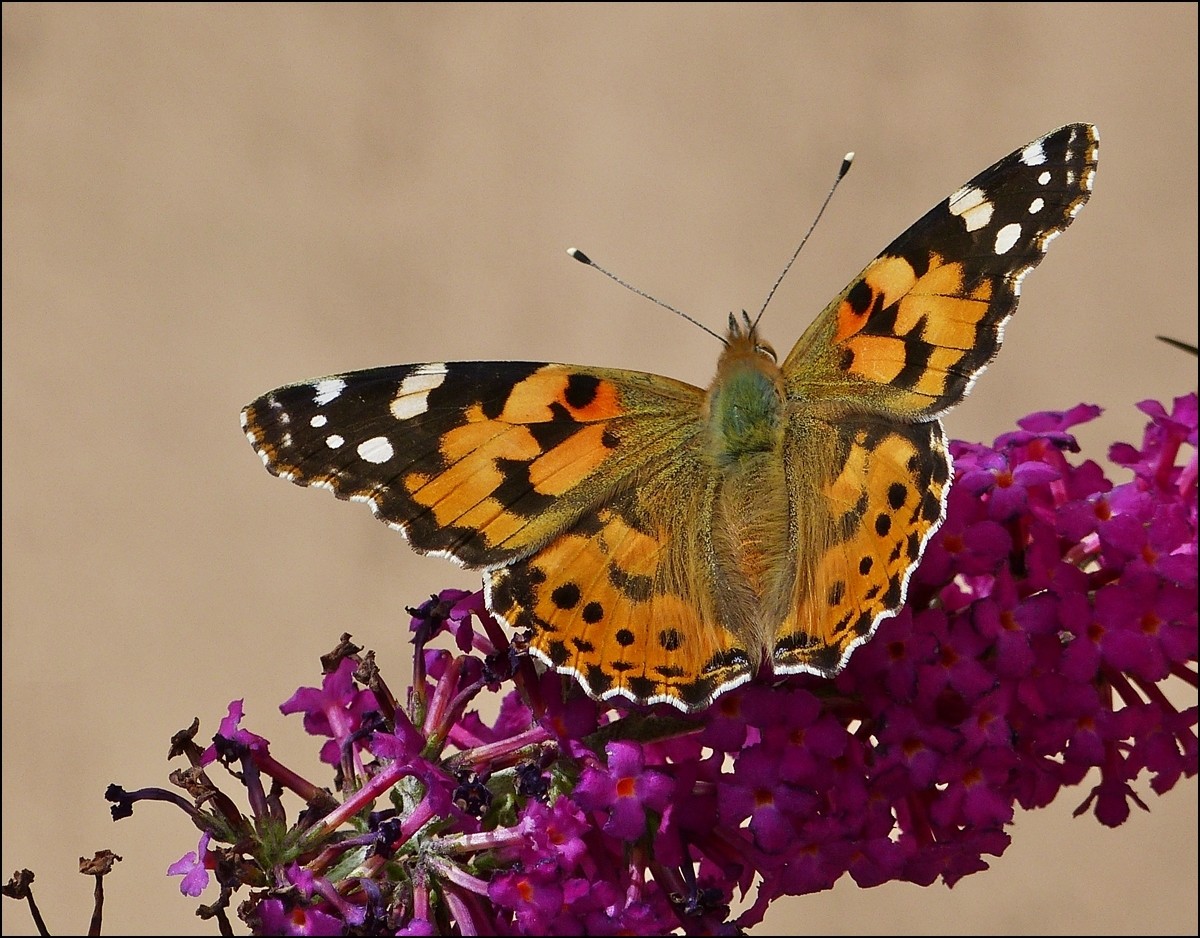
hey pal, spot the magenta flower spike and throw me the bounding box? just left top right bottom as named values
left=98, top=396, right=1196, bottom=934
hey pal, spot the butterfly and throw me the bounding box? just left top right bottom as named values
left=242, top=123, right=1098, bottom=712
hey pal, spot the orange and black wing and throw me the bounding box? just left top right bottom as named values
left=783, top=122, right=1099, bottom=420
left=242, top=361, right=701, bottom=567
left=243, top=361, right=756, bottom=709
left=774, top=123, right=1098, bottom=675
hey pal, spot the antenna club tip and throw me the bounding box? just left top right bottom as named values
left=567, top=247, right=593, bottom=265
left=839, top=152, right=855, bottom=177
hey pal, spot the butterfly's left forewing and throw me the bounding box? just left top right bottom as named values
left=784, top=123, right=1099, bottom=419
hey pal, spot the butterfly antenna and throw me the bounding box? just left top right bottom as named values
left=1156, top=335, right=1198, bottom=356
left=567, top=247, right=727, bottom=344
left=752, top=151, right=855, bottom=331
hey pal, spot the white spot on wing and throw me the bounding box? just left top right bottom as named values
left=310, top=414, right=328, bottom=428
left=1028, top=197, right=1045, bottom=214
left=994, top=222, right=1021, bottom=255
left=313, top=378, right=347, bottom=406
left=326, top=434, right=345, bottom=449
left=1021, top=139, right=1047, bottom=166
left=1038, top=170, right=1052, bottom=186
left=391, top=365, right=448, bottom=420
left=948, top=185, right=994, bottom=232
left=357, top=436, right=395, bottom=464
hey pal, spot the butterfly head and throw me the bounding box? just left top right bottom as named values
left=725, top=310, right=778, bottom=362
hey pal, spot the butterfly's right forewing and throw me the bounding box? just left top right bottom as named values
left=242, top=362, right=700, bottom=567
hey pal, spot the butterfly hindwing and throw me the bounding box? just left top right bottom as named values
left=773, top=415, right=950, bottom=676
left=488, top=491, right=756, bottom=710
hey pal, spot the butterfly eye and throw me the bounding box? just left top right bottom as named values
left=756, top=340, right=778, bottom=363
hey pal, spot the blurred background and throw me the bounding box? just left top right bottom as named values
left=3, top=5, right=1196, bottom=935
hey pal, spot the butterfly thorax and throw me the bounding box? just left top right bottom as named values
left=705, top=323, right=785, bottom=465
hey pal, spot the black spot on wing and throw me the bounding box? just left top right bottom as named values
left=583, top=663, right=614, bottom=697
left=845, top=280, right=875, bottom=318
left=551, top=583, right=580, bottom=610
left=564, top=373, right=601, bottom=410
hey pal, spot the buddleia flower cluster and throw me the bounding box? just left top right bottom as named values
left=91, top=394, right=1196, bottom=935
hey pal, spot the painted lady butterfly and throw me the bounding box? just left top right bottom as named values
left=243, top=123, right=1098, bottom=711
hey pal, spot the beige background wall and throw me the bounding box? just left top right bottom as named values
left=3, top=4, right=1196, bottom=935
